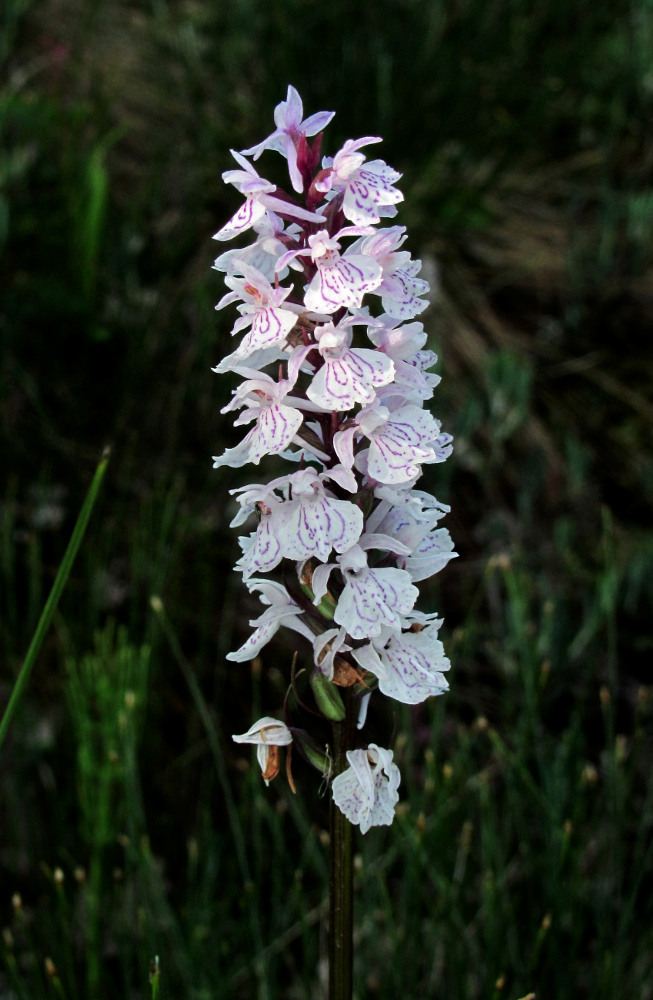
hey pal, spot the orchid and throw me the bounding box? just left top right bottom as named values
left=232, top=717, right=293, bottom=785
left=211, top=89, right=455, bottom=842
left=331, top=744, right=401, bottom=834
left=241, top=85, right=335, bottom=194
left=316, top=137, right=404, bottom=226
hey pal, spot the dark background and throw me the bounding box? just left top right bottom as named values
left=2, top=1, right=653, bottom=998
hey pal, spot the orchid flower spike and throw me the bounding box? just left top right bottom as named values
left=212, top=88, right=456, bottom=833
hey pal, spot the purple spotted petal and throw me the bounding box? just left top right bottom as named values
left=335, top=565, right=418, bottom=639
left=304, top=255, right=382, bottom=313
left=306, top=348, right=394, bottom=410
left=213, top=198, right=268, bottom=241
left=331, top=745, right=400, bottom=833
left=276, top=495, right=363, bottom=561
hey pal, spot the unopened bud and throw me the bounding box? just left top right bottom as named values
left=310, top=670, right=345, bottom=721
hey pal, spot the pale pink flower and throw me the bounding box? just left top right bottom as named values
left=213, top=212, right=297, bottom=283
left=365, top=489, right=457, bottom=581
left=301, top=229, right=383, bottom=314
left=351, top=622, right=450, bottom=704
left=367, top=318, right=441, bottom=401
left=296, top=320, right=394, bottom=410
left=355, top=227, right=429, bottom=319
left=212, top=370, right=304, bottom=468
left=234, top=467, right=364, bottom=572
left=312, top=542, right=418, bottom=640
left=316, top=137, right=404, bottom=226
left=241, top=85, right=335, bottom=193
left=213, top=263, right=299, bottom=372
left=331, top=744, right=400, bottom=833
left=214, top=150, right=325, bottom=241
left=333, top=401, right=444, bottom=484
left=227, top=579, right=314, bottom=662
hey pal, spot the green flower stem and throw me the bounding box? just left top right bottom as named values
left=329, top=693, right=354, bottom=1000
left=0, top=447, right=110, bottom=753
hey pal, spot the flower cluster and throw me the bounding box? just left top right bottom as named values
left=213, top=87, right=456, bottom=832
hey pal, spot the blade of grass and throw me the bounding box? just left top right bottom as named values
left=0, top=445, right=111, bottom=752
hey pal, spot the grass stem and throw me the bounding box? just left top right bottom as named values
left=0, top=447, right=110, bottom=753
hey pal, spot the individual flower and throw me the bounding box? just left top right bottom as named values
left=226, top=579, right=314, bottom=662
left=213, top=212, right=296, bottom=283
left=213, top=263, right=300, bottom=373
left=212, top=369, right=304, bottom=468
left=232, top=717, right=293, bottom=784
left=312, top=541, right=418, bottom=640
left=365, top=487, right=457, bottom=580
left=331, top=744, right=401, bottom=833
left=333, top=400, right=445, bottom=484
left=296, top=319, right=395, bottom=410
left=241, top=85, right=335, bottom=194
left=351, top=621, right=450, bottom=704
left=232, top=467, right=364, bottom=575
left=375, top=342, right=441, bottom=403
left=316, top=137, right=404, bottom=226
left=214, top=150, right=325, bottom=242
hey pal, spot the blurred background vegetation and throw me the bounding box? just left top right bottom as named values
left=2, top=0, right=653, bottom=997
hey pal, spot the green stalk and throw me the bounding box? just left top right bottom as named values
left=329, top=695, right=354, bottom=1000
left=0, top=446, right=110, bottom=753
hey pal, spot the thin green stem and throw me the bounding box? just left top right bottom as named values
left=0, top=447, right=110, bottom=753
left=329, top=696, right=354, bottom=1000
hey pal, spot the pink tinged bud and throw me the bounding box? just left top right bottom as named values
left=331, top=744, right=401, bottom=833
